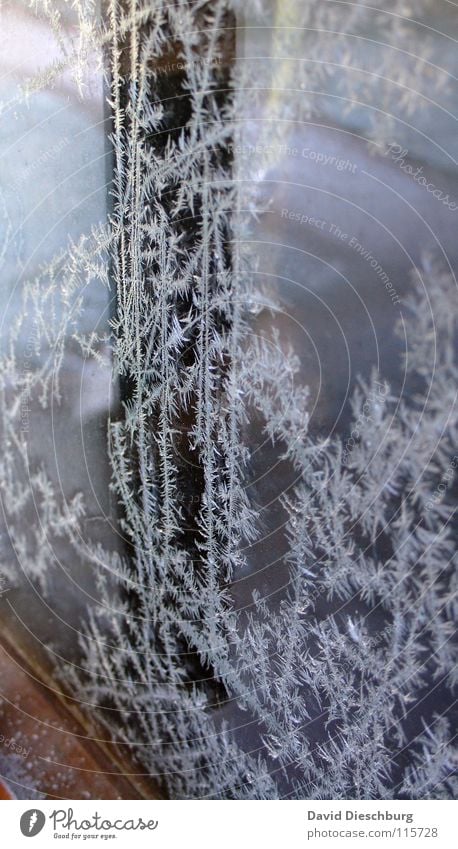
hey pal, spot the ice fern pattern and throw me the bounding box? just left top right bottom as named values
left=0, top=0, right=456, bottom=799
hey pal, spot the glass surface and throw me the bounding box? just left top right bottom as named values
left=0, top=0, right=456, bottom=801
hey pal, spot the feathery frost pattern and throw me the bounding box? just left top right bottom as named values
left=0, top=0, right=456, bottom=799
